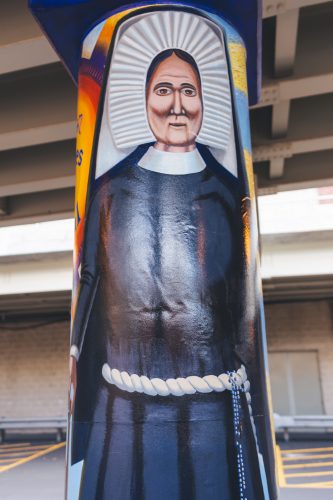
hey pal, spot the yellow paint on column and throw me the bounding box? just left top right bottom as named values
left=242, top=149, right=255, bottom=267
left=275, top=445, right=287, bottom=487
left=228, top=43, right=248, bottom=95
left=243, top=149, right=255, bottom=200
left=75, top=7, right=139, bottom=229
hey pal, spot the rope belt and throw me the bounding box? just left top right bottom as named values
left=102, top=363, right=250, bottom=397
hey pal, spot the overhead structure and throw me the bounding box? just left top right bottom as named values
left=0, top=0, right=332, bottom=226
left=257, top=0, right=333, bottom=189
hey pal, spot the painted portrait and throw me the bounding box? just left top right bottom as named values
left=67, top=8, right=272, bottom=500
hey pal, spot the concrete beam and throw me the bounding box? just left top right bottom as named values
left=271, top=101, right=291, bottom=138
left=0, top=141, right=75, bottom=197
left=254, top=134, right=333, bottom=162
left=0, top=65, right=76, bottom=152
left=0, top=188, right=74, bottom=227
left=261, top=230, right=333, bottom=279
left=263, top=0, right=330, bottom=18
left=271, top=6, right=299, bottom=176
left=253, top=92, right=333, bottom=158
left=294, top=2, right=333, bottom=76
left=0, top=121, right=76, bottom=153
left=255, top=72, right=333, bottom=108
left=0, top=290, right=71, bottom=317
left=0, top=37, right=58, bottom=76
left=263, top=274, right=333, bottom=302
left=0, top=252, right=72, bottom=295
left=0, top=0, right=58, bottom=74
left=275, top=9, right=299, bottom=77
left=256, top=150, right=333, bottom=194
left=269, top=158, right=285, bottom=179
left=0, top=1, right=41, bottom=45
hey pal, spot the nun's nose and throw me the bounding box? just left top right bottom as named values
left=172, top=90, right=182, bottom=115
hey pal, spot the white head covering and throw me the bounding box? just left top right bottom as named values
left=95, top=10, right=237, bottom=178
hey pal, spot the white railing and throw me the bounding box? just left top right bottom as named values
left=0, top=417, right=67, bottom=443
left=274, top=414, right=333, bottom=441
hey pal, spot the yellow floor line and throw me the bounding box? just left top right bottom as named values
left=0, top=459, right=17, bottom=463
left=0, top=442, right=30, bottom=449
left=0, top=444, right=50, bottom=457
left=285, top=470, right=333, bottom=478
left=281, top=447, right=333, bottom=454
left=0, top=442, right=65, bottom=474
left=284, top=481, right=333, bottom=489
left=0, top=452, right=39, bottom=458
left=0, top=445, right=49, bottom=453
left=275, top=445, right=287, bottom=487
left=283, top=453, right=333, bottom=461
left=0, top=448, right=49, bottom=458
left=284, top=460, right=333, bottom=469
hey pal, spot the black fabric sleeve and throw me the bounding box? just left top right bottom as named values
left=70, top=189, right=102, bottom=359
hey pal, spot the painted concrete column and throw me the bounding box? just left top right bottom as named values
left=29, top=2, right=277, bottom=499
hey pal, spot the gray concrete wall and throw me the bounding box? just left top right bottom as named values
left=0, top=320, right=68, bottom=418
left=266, top=299, right=333, bottom=414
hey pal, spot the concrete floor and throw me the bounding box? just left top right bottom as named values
left=280, top=490, right=333, bottom=499
left=0, top=440, right=332, bottom=499
left=277, top=440, right=333, bottom=499
left=0, top=446, right=65, bottom=500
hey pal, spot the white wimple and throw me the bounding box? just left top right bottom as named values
left=102, top=364, right=248, bottom=397
left=95, top=10, right=238, bottom=179
left=108, top=11, right=232, bottom=151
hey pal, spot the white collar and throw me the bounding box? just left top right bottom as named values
left=138, top=147, right=206, bottom=175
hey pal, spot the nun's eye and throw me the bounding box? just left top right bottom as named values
left=155, top=87, right=172, bottom=96
left=181, top=87, right=196, bottom=97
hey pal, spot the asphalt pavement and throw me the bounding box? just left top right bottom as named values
left=277, top=440, right=333, bottom=499
left=0, top=442, right=65, bottom=500
left=0, top=439, right=332, bottom=499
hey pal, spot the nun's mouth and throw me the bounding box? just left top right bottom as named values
left=102, top=363, right=249, bottom=397
left=169, top=123, right=186, bottom=127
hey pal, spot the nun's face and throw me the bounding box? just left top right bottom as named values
left=146, top=53, right=203, bottom=152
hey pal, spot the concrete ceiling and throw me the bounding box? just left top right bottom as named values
left=0, top=0, right=332, bottom=226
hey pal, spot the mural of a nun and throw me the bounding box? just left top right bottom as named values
left=68, top=9, right=268, bottom=500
